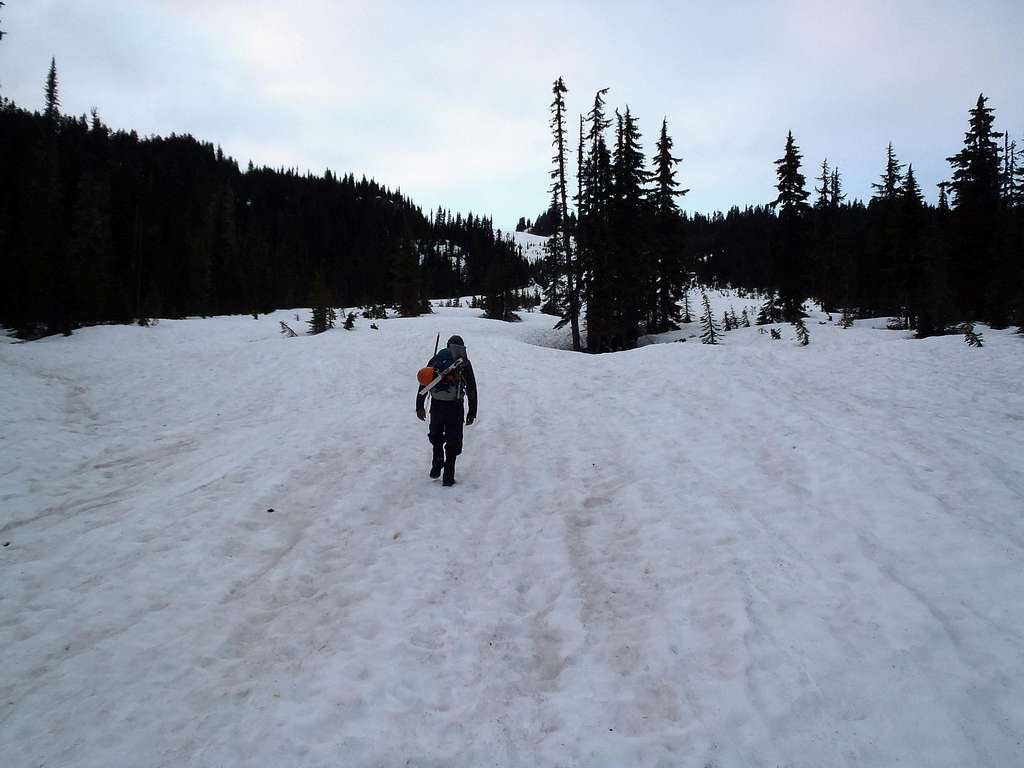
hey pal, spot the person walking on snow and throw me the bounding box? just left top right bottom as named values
left=416, top=335, right=477, bottom=486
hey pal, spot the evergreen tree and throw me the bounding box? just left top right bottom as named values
left=811, top=158, right=841, bottom=310
left=44, top=58, right=59, bottom=121
left=864, top=143, right=909, bottom=316
left=700, top=291, right=721, bottom=344
left=947, top=94, right=1006, bottom=324
left=773, top=132, right=811, bottom=211
left=899, top=164, right=926, bottom=329
left=343, top=311, right=356, bottom=330
left=830, top=167, right=845, bottom=207
left=792, top=317, right=810, bottom=346
left=649, top=117, right=689, bottom=333
left=902, top=164, right=923, bottom=204
left=481, top=247, right=516, bottom=322
left=771, top=131, right=811, bottom=320
left=1000, top=134, right=1017, bottom=205
left=756, top=294, right=784, bottom=324
left=948, top=95, right=1003, bottom=209
left=871, top=142, right=904, bottom=200
left=547, top=77, right=581, bottom=349
left=680, top=284, right=693, bottom=323
left=608, top=106, right=650, bottom=348
left=392, top=240, right=427, bottom=317
left=576, top=88, right=614, bottom=351
left=308, top=270, right=335, bottom=334
left=959, top=322, right=984, bottom=347
left=918, top=181, right=955, bottom=337
left=814, top=158, right=831, bottom=208
left=1014, top=138, right=1024, bottom=203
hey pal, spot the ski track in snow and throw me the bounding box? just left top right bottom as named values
left=1, top=296, right=1023, bottom=767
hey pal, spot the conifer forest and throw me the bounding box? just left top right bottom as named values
left=1, top=58, right=1021, bottom=345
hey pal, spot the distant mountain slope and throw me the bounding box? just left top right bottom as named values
left=512, top=229, right=549, bottom=263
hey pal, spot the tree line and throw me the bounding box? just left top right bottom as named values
left=0, top=59, right=529, bottom=337
left=4, top=58, right=1019, bottom=343
left=536, top=78, right=1023, bottom=350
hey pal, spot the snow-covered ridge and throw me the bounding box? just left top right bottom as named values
left=2, top=297, right=1023, bottom=767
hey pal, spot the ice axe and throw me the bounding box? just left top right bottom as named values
left=417, top=333, right=442, bottom=389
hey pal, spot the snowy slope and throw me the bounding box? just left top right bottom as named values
left=2, top=297, right=1023, bottom=768
left=512, top=229, right=549, bottom=263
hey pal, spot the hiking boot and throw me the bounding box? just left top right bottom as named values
left=442, top=456, right=456, bottom=486
left=429, top=461, right=443, bottom=479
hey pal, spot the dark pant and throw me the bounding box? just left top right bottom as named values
left=428, top=400, right=464, bottom=465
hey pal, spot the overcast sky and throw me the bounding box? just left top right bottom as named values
left=2, top=0, right=1021, bottom=230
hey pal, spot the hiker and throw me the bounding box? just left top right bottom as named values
left=416, top=335, right=477, bottom=486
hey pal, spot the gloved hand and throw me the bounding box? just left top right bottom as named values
left=465, top=415, right=475, bottom=426
left=417, top=407, right=426, bottom=421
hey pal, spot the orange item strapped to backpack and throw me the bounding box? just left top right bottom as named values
left=417, top=367, right=435, bottom=387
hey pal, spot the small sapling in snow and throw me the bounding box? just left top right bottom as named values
left=959, top=322, right=984, bottom=347
left=700, top=292, right=722, bottom=344
left=792, top=317, right=811, bottom=346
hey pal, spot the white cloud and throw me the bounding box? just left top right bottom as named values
left=2, top=0, right=1021, bottom=226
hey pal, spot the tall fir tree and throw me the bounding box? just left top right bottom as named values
left=576, top=88, right=614, bottom=351
left=867, top=142, right=906, bottom=314
left=871, top=142, right=905, bottom=200
left=609, top=106, right=650, bottom=348
left=44, top=57, right=60, bottom=121
left=771, top=131, right=811, bottom=320
left=829, top=167, right=845, bottom=207
left=946, top=93, right=1007, bottom=324
left=482, top=236, right=516, bottom=322
left=811, top=158, right=837, bottom=310
left=680, top=282, right=693, bottom=323
left=699, top=291, right=721, bottom=344
left=899, top=163, right=926, bottom=329
left=547, top=76, right=581, bottom=349
left=814, top=158, right=831, bottom=209
left=648, top=117, right=689, bottom=333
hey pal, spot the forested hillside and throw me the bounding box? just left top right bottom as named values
left=0, top=61, right=530, bottom=337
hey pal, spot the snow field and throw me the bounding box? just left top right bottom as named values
left=511, top=230, right=550, bottom=263
left=1, top=294, right=1023, bottom=767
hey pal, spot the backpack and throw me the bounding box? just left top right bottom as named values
left=428, top=347, right=466, bottom=401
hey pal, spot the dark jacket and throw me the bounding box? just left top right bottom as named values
left=416, top=356, right=477, bottom=419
